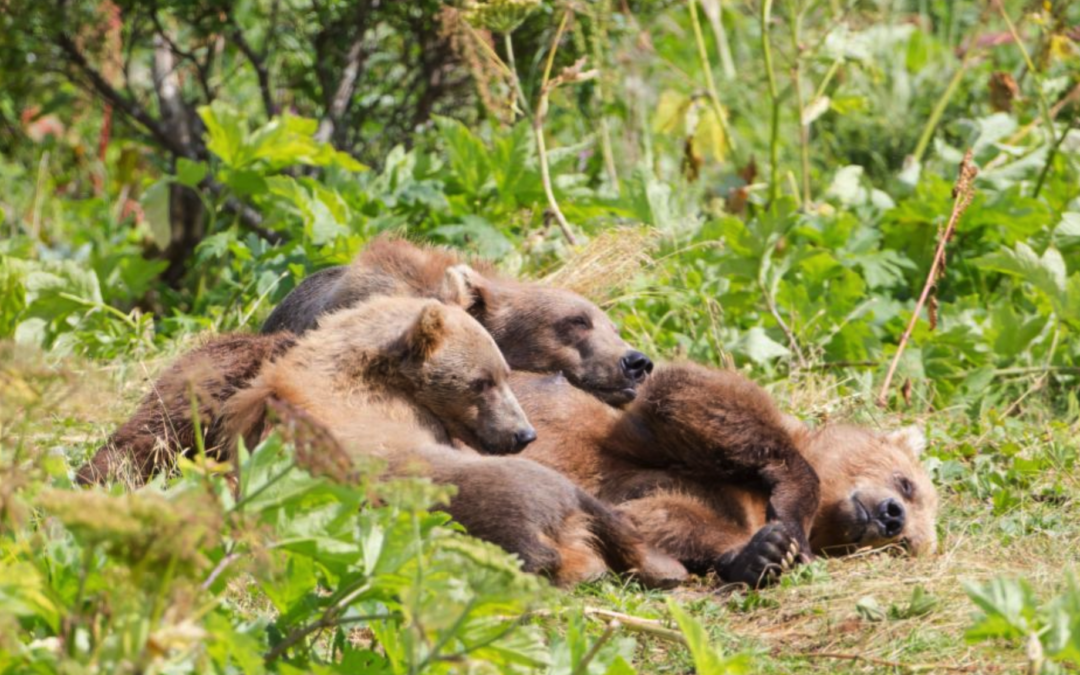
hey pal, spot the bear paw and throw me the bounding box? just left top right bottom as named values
left=716, top=523, right=802, bottom=588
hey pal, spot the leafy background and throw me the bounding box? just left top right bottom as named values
left=1, top=0, right=1079, bottom=672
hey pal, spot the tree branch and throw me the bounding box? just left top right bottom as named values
left=231, top=28, right=277, bottom=119
left=55, top=32, right=191, bottom=158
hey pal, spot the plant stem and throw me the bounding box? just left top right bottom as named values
left=570, top=620, right=620, bottom=675
left=911, top=60, right=969, bottom=165
left=590, top=0, right=620, bottom=191
left=877, top=151, right=977, bottom=408
left=503, top=32, right=532, bottom=118
left=534, top=10, right=580, bottom=246
left=789, top=0, right=811, bottom=207
left=688, top=0, right=737, bottom=160
left=760, top=0, right=781, bottom=203
left=702, top=0, right=736, bottom=81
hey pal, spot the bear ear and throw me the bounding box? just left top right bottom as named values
left=886, top=425, right=927, bottom=458
left=441, top=264, right=490, bottom=320
left=404, top=303, right=447, bottom=361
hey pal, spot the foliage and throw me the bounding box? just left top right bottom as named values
left=965, top=577, right=1080, bottom=673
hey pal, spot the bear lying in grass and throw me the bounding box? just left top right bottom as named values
left=261, top=236, right=653, bottom=406
left=81, top=297, right=685, bottom=589
left=224, top=296, right=686, bottom=588
left=516, top=364, right=939, bottom=587
left=78, top=240, right=653, bottom=485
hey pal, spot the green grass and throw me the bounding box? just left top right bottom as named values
left=12, top=342, right=1075, bottom=673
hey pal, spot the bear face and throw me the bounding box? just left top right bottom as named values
left=443, top=265, right=652, bottom=407
left=308, top=298, right=536, bottom=456
left=799, top=425, right=938, bottom=556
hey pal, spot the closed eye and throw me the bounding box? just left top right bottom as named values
left=569, top=315, right=591, bottom=329
left=896, top=475, right=915, bottom=499
left=470, top=376, right=495, bottom=393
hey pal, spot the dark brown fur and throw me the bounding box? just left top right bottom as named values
left=517, top=363, right=940, bottom=587
left=76, top=333, right=296, bottom=486
left=517, top=364, right=820, bottom=585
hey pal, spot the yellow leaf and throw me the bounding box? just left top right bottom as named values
left=654, top=90, right=691, bottom=134
left=693, top=105, right=727, bottom=162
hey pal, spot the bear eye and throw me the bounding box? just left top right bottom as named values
left=896, top=475, right=915, bottom=499
left=568, top=315, right=591, bottom=330
left=469, top=376, right=494, bottom=393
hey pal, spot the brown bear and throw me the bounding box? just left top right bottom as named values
left=223, top=296, right=686, bottom=588
left=76, top=333, right=297, bottom=486
left=77, top=238, right=650, bottom=485
left=261, top=235, right=653, bottom=406
left=515, top=365, right=939, bottom=587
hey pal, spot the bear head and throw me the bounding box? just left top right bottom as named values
left=440, top=265, right=653, bottom=407
left=379, top=299, right=537, bottom=455
left=797, top=424, right=938, bottom=556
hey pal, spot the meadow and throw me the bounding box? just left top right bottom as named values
left=1, top=0, right=1079, bottom=672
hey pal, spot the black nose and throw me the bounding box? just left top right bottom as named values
left=875, top=498, right=906, bottom=538
left=512, top=427, right=537, bottom=451
left=620, top=350, right=654, bottom=381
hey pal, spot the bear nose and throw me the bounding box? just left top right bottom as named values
left=512, top=427, right=537, bottom=451
left=875, top=498, right=906, bottom=538
left=620, top=350, right=654, bottom=381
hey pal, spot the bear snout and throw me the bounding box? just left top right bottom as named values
left=873, top=498, right=906, bottom=538
left=620, top=350, right=654, bottom=382
left=513, top=426, right=538, bottom=452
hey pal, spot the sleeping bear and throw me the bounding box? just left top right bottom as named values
left=222, top=296, right=686, bottom=588
left=515, top=364, right=939, bottom=587
left=262, top=235, right=653, bottom=406
left=78, top=239, right=653, bottom=485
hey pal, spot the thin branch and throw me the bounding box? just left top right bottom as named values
left=534, top=12, right=582, bottom=247
left=583, top=608, right=686, bottom=645
left=315, top=28, right=367, bottom=144
left=877, top=151, right=978, bottom=408
left=231, top=27, right=277, bottom=119
left=571, top=621, right=620, bottom=675
left=55, top=32, right=189, bottom=157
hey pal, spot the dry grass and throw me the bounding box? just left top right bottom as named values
left=539, top=226, right=658, bottom=305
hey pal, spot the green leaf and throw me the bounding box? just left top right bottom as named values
left=964, top=578, right=1038, bottom=642
left=141, top=179, right=172, bottom=251
left=668, top=600, right=747, bottom=675
left=736, top=327, right=790, bottom=365
left=176, top=158, right=207, bottom=187
left=199, top=101, right=249, bottom=168
left=434, top=116, right=491, bottom=197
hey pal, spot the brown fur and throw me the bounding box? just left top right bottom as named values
left=231, top=297, right=686, bottom=589
left=517, top=366, right=939, bottom=587
left=261, top=236, right=652, bottom=406
left=75, top=333, right=296, bottom=486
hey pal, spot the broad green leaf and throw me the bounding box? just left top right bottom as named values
left=140, top=179, right=172, bottom=250
left=199, top=101, right=249, bottom=167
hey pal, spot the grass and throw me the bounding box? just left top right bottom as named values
left=19, top=338, right=1075, bottom=673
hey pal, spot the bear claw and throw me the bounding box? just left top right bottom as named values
left=716, top=523, right=803, bottom=588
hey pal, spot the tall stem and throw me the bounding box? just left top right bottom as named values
left=503, top=32, right=532, bottom=118
left=688, top=0, right=737, bottom=160
left=760, top=0, right=781, bottom=203
left=789, top=0, right=811, bottom=207
left=534, top=11, right=579, bottom=246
